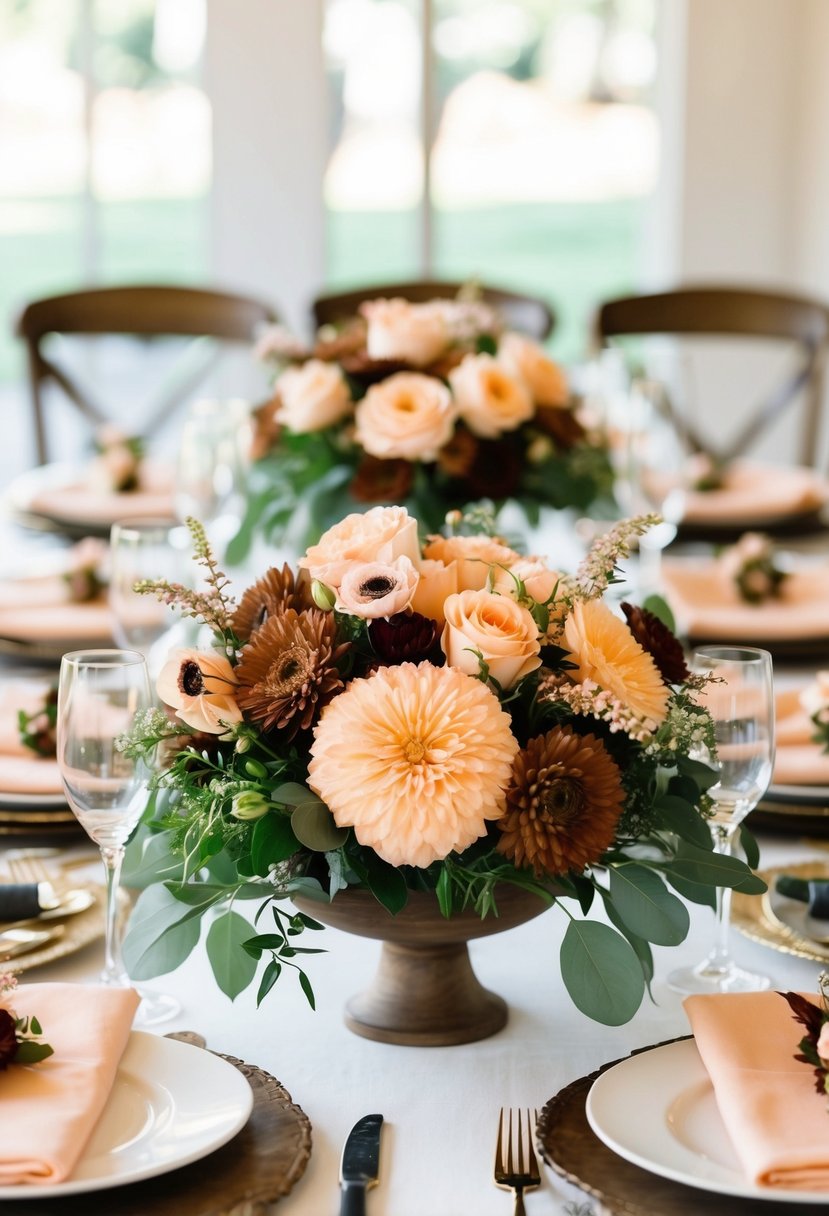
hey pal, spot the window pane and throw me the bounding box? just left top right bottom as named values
left=324, top=0, right=423, bottom=287
left=431, top=0, right=659, bottom=360
left=0, top=0, right=86, bottom=383
left=93, top=0, right=210, bottom=283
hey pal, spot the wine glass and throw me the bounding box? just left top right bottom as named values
left=57, top=649, right=179, bottom=1026
left=109, top=517, right=191, bottom=678
left=616, top=378, right=688, bottom=597
left=667, top=646, right=775, bottom=995
left=174, top=398, right=251, bottom=554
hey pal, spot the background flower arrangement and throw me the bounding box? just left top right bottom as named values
left=122, top=507, right=764, bottom=1027
left=229, top=295, right=614, bottom=559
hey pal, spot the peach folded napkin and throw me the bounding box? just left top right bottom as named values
left=662, top=560, right=829, bottom=641
left=774, top=686, right=829, bottom=786
left=0, top=982, right=139, bottom=1185
left=29, top=465, right=174, bottom=526
left=685, top=990, right=829, bottom=1189
left=0, top=681, right=61, bottom=794
left=683, top=461, right=829, bottom=525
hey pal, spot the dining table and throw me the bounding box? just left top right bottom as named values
left=10, top=826, right=825, bottom=1216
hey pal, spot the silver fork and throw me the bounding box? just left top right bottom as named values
left=493, top=1107, right=541, bottom=1214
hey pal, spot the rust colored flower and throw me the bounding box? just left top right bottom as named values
left=249, top=395, right=283, bottom=462
left=350, top=455, right=414, bottom=503
left=0, top=1009, right=18, bottom=1069
left=437, top=425, right=479, bottom=478
left=497, top=727, right=625, bottom=877
left=533, top=406, right=586, bottom=451
left=620, top=602, right=690, bottom=686
left=235, top=608, right=349, bottom=738
left=368, top=611, right=439, bottom=664
left=232, top=564, right=314, bottom=642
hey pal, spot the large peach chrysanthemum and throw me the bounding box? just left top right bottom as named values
left=497, top=727, right=625, bottom=877
left=563, top=599, right=669, bottom=725
left=308, top=661, right=518, bottom=867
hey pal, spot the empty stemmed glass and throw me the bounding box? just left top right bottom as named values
left=109, top=517, right=191, bottom=678
left=617, top=378, right=688, bottom=597
left=668, top=646, right=775, bottom=995
left=57, top=649, right=179, bottom=1025
left=174, top=398, right=251, bottom=555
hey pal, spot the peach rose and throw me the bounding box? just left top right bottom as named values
left=354, top=372, right=456, bottom=462
left=410, top=558, right=459, bottom=627
left=156, top=648, right=242, bottom=734
left=361, top=298, right=450, bottom=366
left=335, top=556, right=419, bottom=619
left=441, top=589, right=542, bottom=689
left=299, top=505, right=421, bottom=589
left=275, top=359, right=352, bottom=433
left=423, top=534, right=520, bottom=592
left=448, top=353, right=533, bottom=438
left=491, top=556, right=562, bottom=605
left=497, top=332, right=569, bottom=407
left=818, top=1023, right=829, bottom=1064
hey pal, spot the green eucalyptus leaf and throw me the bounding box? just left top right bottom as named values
left=121, top=827, right=183, bottom=889
left=161, top=882, right=232, bottom=908
left=251, top=812, right=300, bottom=875
left=122, top=885, right=203, bottom=979
left=676, top=756, right=720, bottom=792
left=653, top=795, right=713, bottom=850
left=560, top=920, right=644, bottom=1025
left=607, top=864, right=690, bottom=946
left=206, top=910, right=258, bottom=1000
left=291, top=801, right=349, bottom=852
left=256, top=959, right=283, bottom=1007
left=356, top=852, right=408, bottom=915
left=663, top=870, right=718, bottom=909
left=272, top=782, right=317, bottom=806
left=641, top=593, right=676, bottom=632
left=602, top=896, right=655, bottom=986
left=663, top=843, right=767, bottom=894
left=739, top=823, right=762, bottom=870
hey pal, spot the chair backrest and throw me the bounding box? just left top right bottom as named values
left=595, top=286, right=829, bottom=467
left=312, top=280, right=555, bottom=342
left=16, top=285, right=278, bottom=464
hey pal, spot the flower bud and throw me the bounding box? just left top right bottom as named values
left=311, top=579, right=337, bottom=611
left=527, top=434, right=553, bottom=464
left=243, top=758, right=268, bottom=780
left=230, top=790, right=271, bottom=821
left=444, top=509, right=463, bottom=530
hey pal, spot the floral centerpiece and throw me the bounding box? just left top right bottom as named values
left=122, top=506, right=764, bottom=1028
left=230, top=295, right=614, bottom=558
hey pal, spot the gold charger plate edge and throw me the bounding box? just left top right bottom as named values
left=0, top=883, right=111, bottom=973
left=537, top=1037, right=801, bottom=1215
left=732, top=861, right=829, bottom=963
left=0, top=1031, right=313, bottom=1216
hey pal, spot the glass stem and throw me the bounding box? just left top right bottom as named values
left=708, top=823, right=738, bottom=971
left=638, top=539, right=662, bottom=598
left=100, top=843, right=127, bottom=986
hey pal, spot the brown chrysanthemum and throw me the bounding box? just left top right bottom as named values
left=232, top=564, right=314, bottom=642
left=235, top=608, right=349, bottom=737
left=437, top=425, right=479, bottom=478
left=497, top=727, right=625, bottom=877
left=533, top=405, right=586, bottom=450
left=350, top=455, right=414, bottom=503
left=620, top=602, right=690, bottom=686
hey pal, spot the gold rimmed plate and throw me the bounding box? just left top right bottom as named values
left=732, top=861, right=829, bottom=962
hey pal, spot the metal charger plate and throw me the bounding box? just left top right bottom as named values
left=0, top=1032, right=312, bottom=1215
left=732, top=860, right=829, bottom=964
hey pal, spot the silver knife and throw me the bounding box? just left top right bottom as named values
left=339, top=1113, right=383, bottom=1216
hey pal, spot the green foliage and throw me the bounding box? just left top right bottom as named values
left=560, top=920, right=644, bottom=1025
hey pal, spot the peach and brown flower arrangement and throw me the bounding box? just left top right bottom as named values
left=122, top=509, right=764, bottom=1025
left=233, top=296, right=614, bottom=557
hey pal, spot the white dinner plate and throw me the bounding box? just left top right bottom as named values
left=586, top=1039, right=828, bottom=1204
left=765, top=782, right=829, bottom=806
left=0, top=1030, right=254, bottom=1198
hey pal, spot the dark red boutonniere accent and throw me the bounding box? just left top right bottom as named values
left=779, top=973, right=829, bottom=1098
left=0, top=976, right=53, bottom=1071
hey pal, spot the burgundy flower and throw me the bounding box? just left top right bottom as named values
left=368, top=612, right=439, bottom=665
left=0, top=1009, right=18, bottom=1070
left=463, top=435, right=523, bottom=500
left=534, top=406, right=587, bottom=450
left=621, top=602, right=690, bottom=686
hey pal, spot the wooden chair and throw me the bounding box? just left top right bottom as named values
left=595, top=286, right=829, bottom=468
left=312, top=280, right=555, bottom=342
left=16, top=284, right=278, bottom=464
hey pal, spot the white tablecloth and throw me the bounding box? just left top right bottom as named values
left=27, top=832, right=829, bottom=1214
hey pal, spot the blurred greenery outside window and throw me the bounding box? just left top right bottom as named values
left=0, top=0, right=210, bottom=383
left=324, top=0, right=659, bottom=363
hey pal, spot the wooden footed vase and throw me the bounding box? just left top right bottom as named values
left=292, top=886, right=549, bottom=1047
